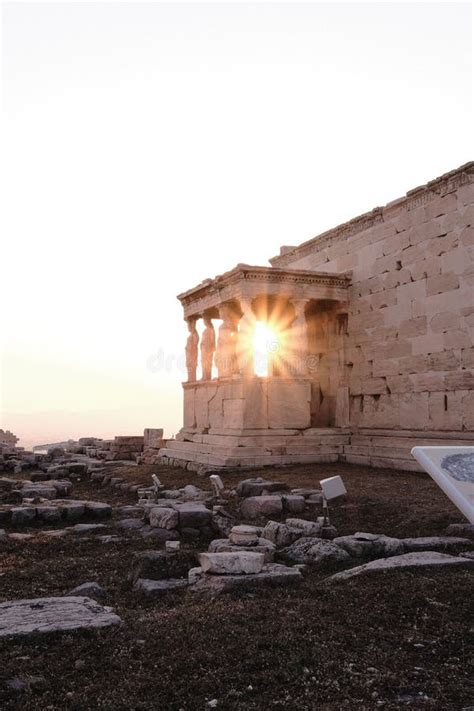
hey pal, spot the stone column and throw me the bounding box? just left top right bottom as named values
left=237, top=298, right=256, bottom=377
left=215, top=304, right=237, bottom=378
left=288, top=299, right=309, bottom=376
left=185, top=317, right=199, bottom=382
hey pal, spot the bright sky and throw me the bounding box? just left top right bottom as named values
left=1, top=1, right=472, bottom=448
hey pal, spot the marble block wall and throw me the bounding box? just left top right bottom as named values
left=270, top=163, right=474, bottom=438
left=183, top=378, right=312, bottom=431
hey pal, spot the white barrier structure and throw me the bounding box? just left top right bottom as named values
left=411, top=446, right=474, bottom=524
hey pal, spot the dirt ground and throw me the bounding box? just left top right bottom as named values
left=0, top=462, right=472, bottom=710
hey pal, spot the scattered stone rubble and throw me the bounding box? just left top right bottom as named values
left=1, top=433, right=473, bottom=635
left=5, top=427, right=166, bottom=467
left=1, top=476, right=73, bottom=504
left=0, top=500, right=111, bottom=528
left=138, top=429, right=166, bottom=464
left=237, top=477, right=323, bottom=519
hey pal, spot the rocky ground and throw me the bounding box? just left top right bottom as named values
left=0, top=462, right=472, bottom=710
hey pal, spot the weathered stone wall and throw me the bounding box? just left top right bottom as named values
left=270, top=163, right=474, bottom=446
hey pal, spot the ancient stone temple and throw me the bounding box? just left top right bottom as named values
left=159, top=162, right=474, bottom=471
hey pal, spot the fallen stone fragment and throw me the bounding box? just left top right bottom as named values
left=188, top=566, right=203, bottom=584
left=305, top=493, right=324, bottom=506
left=140, top=525, right=178, bottom=543
left=178, top=527, right=200, bottom=541
left=240, top=496, right=283, bottom=520
left=199, top=551, right=264, bottom=575
left=116, top=518, right=145, bottom=530
left=8, top=533, right=34, bottom=542
left=401, top=536, right=474, bottom=553
left=182, top=484, right=205, bottom=501
left=149, top=507, right=179, bottom=530
left=208, top=537, right=275, bottom=563
left=211, top=507, right=234, bottom=538
left=261, top=521, right=304, bottom=548
left=190, top=563, right=302, bottom=596
left=0, top=477, right=18, bottom=492
left=116, top=505, right=143, bottom=517
left=328, top=551, right=474, bottom=582
left=133, top=578, right=189, bottom=596
left=229, top=525, right=260, bottom=546
left=290, top=488, right=323, bottom=498
left=333, top=532, right=404, bottom=558
left=175, top=503, right=212, bottom=528
left=281, top=537, right=350, bottom=566
left=0, top=597, right=121, bottom=638
left=66, top=463, right=88, bottom=478
left=320, top=524, right=338, bottom=540
left=282, top=495, right=305, bottom=514
left=21, top=485, right=57, bottom=500
left=0, top=528, right=7, bottom=541
left=236, top=478, right=289, bottom=498
left=85, top=502, right=112, bottom=519
left=36, top=506, right=61, bottom=523
left=66, top=582, right=107, bottom=600
left=10, top=507, right=36, bottom=526
left=160, top=490, right=183, bottom=500
left=71, top=523, right=107, bottom=535
left=60, top=502, right=86, bottom=521
left=50, top=480, right=73, bottom=497
left=285, top=518, right=323, bottom=537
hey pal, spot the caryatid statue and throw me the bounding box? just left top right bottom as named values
left=185, top=318, right=199, bottom=382
left=216, top=304, right=237, bottom=377
left=200, top=315, right=216, bottom=381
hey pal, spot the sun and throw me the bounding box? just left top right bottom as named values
left=252, top=321, right=280, bottom=377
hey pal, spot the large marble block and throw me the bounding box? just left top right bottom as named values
left=267, top=379, right=311, bottom=429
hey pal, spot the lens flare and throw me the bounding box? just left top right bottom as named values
left=252, top=322, right=280, bottom=377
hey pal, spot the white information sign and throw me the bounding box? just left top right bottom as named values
left=411, top=446, right=474, bottom=524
